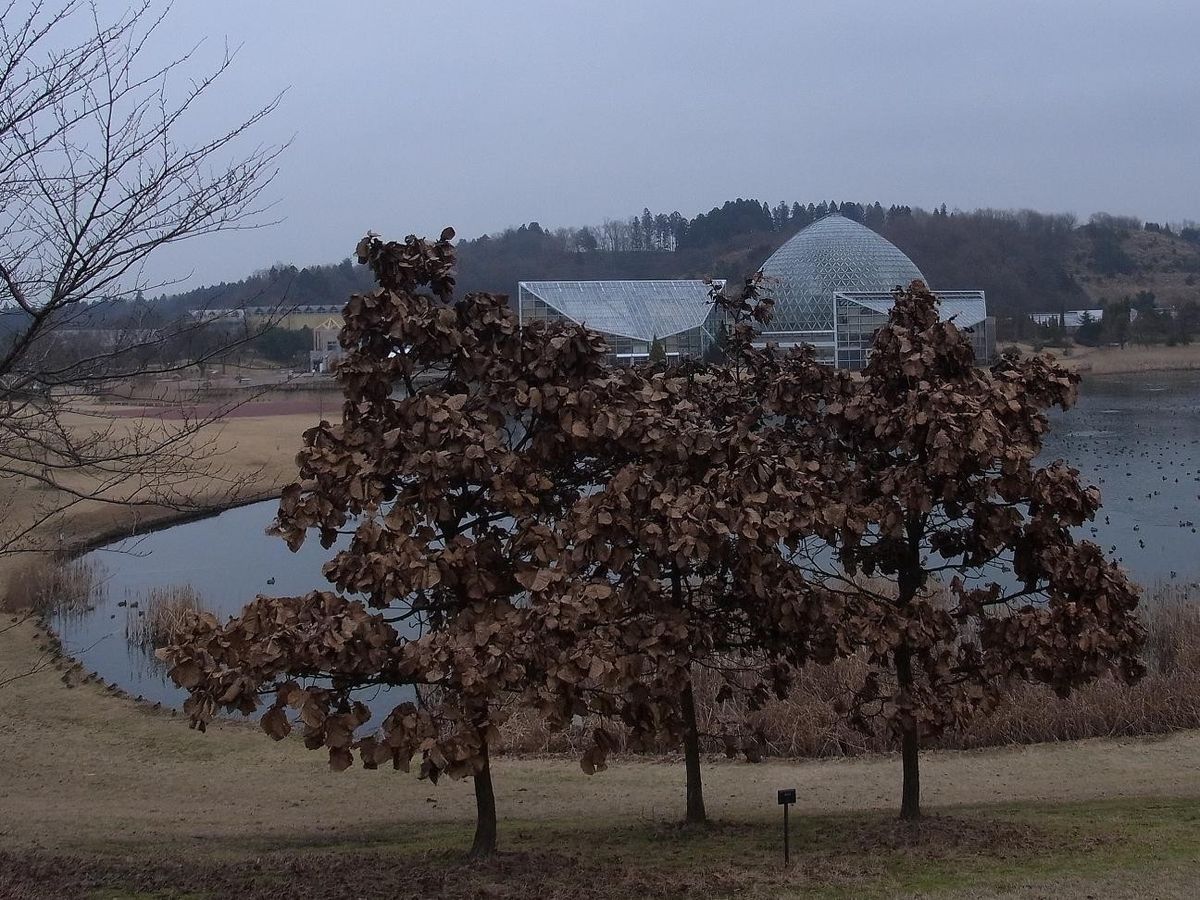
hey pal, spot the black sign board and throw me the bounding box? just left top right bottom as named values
left=777, top=788, right=796, bottom=805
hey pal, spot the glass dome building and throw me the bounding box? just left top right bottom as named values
left=518, top=280, right=725, bottom=364
left=515, top=213, right=993, bottom=369
left=759, top=214, right=925, bottom=360
left=757, top=213, right=992, bottom=368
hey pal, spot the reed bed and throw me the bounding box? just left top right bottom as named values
left=500, top=584, right=1200, bottom=757
left=1, top=555, right=104, bottom=617
left=123, top=585, right=208, bottom=653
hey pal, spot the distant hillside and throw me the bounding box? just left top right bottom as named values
left=147, top=200, right=1200, bottom=329
left=149, top=258, right=374, bottom=316
left=1070, top=221, right=1200, bottom=309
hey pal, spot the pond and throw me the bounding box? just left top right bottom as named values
left=1042, top=370, right=1200, bottom=591
left=51, top=370, right=1200, bottom=712
left=53, top=501, right=416, bottom=715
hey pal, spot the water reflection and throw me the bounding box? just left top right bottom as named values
left=53, top=501, right=414, bottom=714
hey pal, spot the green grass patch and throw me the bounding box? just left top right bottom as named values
left=28, top=797, right=1200, bottom=899
left=267, top=797, right=1200, bottom=896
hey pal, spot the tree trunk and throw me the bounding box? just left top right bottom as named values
left=469, top=737, right=498, bottom=858
left=900, top=722, right=921, bottom=821
left=680, top=677, right=707, bottom=826
left=895, top=644, right=921, bottom=821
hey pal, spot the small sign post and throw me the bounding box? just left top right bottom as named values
left=777, top=788, right=796, bottom=865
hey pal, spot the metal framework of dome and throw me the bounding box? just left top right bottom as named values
left=836, top=291, right=989, bottom=328
left=759, top=213, right=926, bottom=343
left=517, top=279, right=725, bottom=364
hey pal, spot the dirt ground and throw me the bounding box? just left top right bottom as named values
left=3, top=404, right=1200, bottom=897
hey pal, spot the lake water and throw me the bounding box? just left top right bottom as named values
left=52, top=370, right=1200, bottom=711
left=1042, top=370, right=1200, bottom=591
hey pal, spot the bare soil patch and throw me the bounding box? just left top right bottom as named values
left=1, top=848, right=747, bottom=900
left=102, top=393, right=341, bottom=420
left=839, top=815, right=1045, bottom=856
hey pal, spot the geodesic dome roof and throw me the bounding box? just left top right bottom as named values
left=760, top=214, right=926, bottom=333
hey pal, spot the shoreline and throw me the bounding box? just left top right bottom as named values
left=22, top=488, right=283, bottom=715
left=1028, top=343, right=1200, bottom=377
left=63, top=490, right=280, bottom=560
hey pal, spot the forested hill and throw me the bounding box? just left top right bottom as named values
left=149, top=257, right=375, bottom=318
left=151, top=200, right=1200, bottom=322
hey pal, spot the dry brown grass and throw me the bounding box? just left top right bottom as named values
left=0, top=554, right=103, bottom=617
left=0, top=409, right=317, bottom=589
left=123, top=584, right=208, bottom=653
left=503, top=586, right=1200, bottom=760
left=953, top=594, right=1200, bottom=750
left=1034, top=341, right=1200, bottom=375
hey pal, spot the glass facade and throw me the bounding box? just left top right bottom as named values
left=758, top=214, right=926, bottom=352
left=517, top=216, right=993, bottom=371
left=834, top=291, right=994, bottom=370
left=833, top=299, right=883, bottom=371
left=518, top=280, right=723, bottom=364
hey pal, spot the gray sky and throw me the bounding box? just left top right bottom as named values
left=145, top=0, right=1200, bottom=289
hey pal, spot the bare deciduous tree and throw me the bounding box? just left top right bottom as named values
left=0, top=0, right=283, bottom=563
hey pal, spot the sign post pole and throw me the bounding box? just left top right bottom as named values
left=777, top=788, right=796, bottom=865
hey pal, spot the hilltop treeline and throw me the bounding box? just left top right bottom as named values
left=132, top=198, right=1200, bottom=325
left=453, top=201, right=1095, bottom=317
left=149, top=258, right=374, bottom=317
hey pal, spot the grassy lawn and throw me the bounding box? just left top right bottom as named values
left=4, top=797, right=1197, bottom=899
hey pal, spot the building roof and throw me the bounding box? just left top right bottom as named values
left=760, top=215, right=926, bottom=332
left=518, top=280, right=721, bottom=342
left=837, top=290, right=988, bottom=328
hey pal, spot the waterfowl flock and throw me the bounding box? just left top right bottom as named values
left=1043, top=373, right=1200, bottom=591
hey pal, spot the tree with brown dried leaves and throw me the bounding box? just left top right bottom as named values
left=553, top=275, right=849, bottom=824
left=162, top=242, right=1144, bottom=859
left=788, top=281, right=1144, bottom=819
left=161, top=229, right=632, bottom=858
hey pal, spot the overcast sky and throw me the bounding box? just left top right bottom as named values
left=138, top=0, right=1200, bottom=289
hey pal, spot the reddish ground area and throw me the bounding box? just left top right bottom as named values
left=103, top=393, right=342, bottom=420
